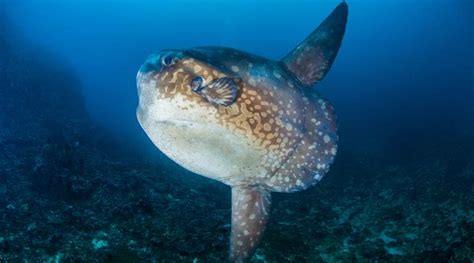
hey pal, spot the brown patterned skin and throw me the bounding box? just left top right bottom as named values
left=137, top=47, right=337, bottom=192
left=136, top=3, right=347, bottom=262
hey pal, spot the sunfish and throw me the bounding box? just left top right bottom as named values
left=136, top=2, right=348, bottom=262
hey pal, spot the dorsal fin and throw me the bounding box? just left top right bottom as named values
left=281, top=2, right=348, bottom=87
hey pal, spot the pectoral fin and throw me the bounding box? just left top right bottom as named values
left=198, top=77, right=238, bottom=106
left=230, top=186, right=271, bottom=263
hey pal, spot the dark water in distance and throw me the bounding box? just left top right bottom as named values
left=8, top=0, right=474, bottom=145
left=1, top=0, right=473, bottom=262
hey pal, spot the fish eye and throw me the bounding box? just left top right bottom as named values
left=161, top=55, right=175, bottom=66
left=191, top=76, right=204, bottom=92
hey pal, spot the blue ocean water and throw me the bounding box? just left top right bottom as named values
left=1, top=0, right=473, bottom=262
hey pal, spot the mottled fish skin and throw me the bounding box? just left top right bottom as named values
left=137, top=47, right=334, bottom=189
left=137, top=47, right=309, bottom=187
left=136, top=3, right=347, bottom=262
left=230, top=186, right=271, bottom=262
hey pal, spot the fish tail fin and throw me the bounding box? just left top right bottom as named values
left=281, top=2, right=348, bottom=87
left=229, top=185, right=271, bottom=263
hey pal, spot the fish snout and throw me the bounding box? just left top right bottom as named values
left=136, top=53, right=162, bottom=96
left=139, top=53, right=162, bottom=74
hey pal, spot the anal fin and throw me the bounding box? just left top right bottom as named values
left=230, top=186, right=271, bottom=263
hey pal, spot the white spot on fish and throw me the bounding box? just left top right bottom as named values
left=323, top=135, right=330, bottom=143
left=249, top=78, right=256, bottom=86
left=313, top=173, right=322, bottom=180
left=231, top=65, right=240, bottom=72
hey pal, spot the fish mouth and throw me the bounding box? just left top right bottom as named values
left=157, top=119, right=192, bottom=125
left=137, top=114, right=203, bottom=141
left=155, top=118, right=203, bottom=128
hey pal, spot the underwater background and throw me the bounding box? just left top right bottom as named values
left=1, top=0, right=473, bottom=262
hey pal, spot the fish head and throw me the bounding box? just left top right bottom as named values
left=136, top=50, right=269, bottom=183
left=137, top=49, right=221, bottom=109
left=137, top=49, right=235, bottom=127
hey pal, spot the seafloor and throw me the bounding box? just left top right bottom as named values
left=1, top=27, right=473, bottom=263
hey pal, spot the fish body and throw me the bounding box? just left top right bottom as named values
left=136, top=3, right=348, bottom=262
